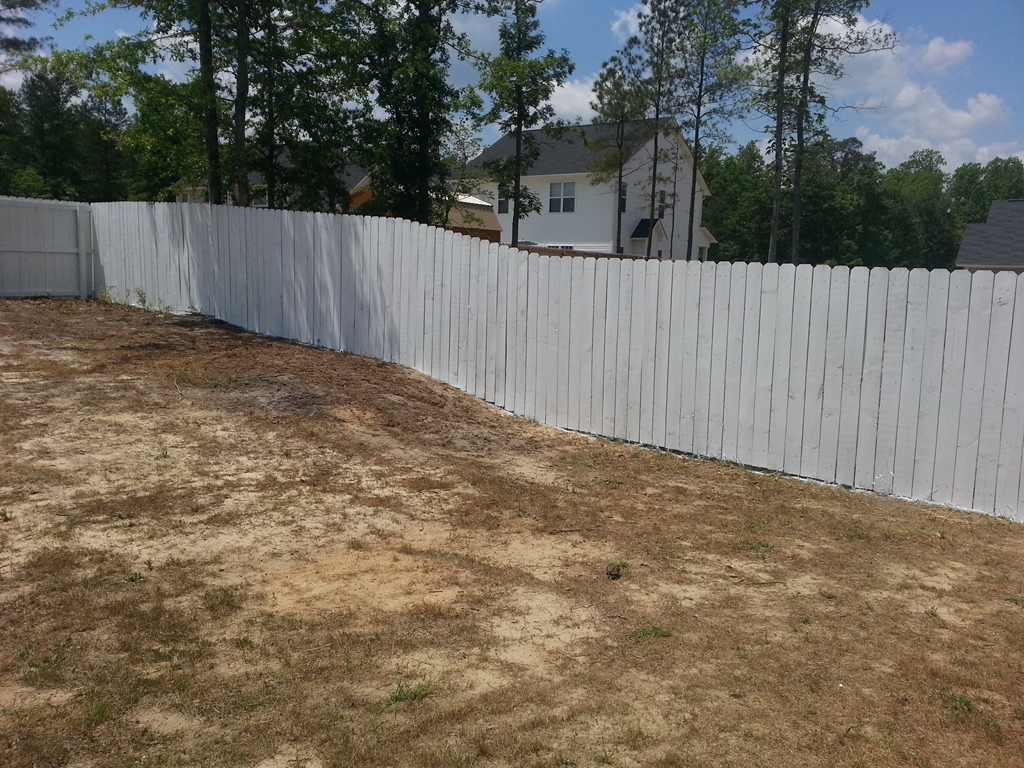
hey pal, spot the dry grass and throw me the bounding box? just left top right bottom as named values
left=1, top=298, right=1023, bottom=768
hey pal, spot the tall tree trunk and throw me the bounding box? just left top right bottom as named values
left=647, top=118, right=661, bottom=259
left=195, top=0, right=222, bottom=205
left=686, top=52, right=707, bottom=262
left=767, top=4, right=793, bottom=264
left=511, top=112, right=523, bottom=247
left=686, top=123, right=701, bottom=262
left=233, top=0, right=250, bottom=207
left=791, top=0, right=823, bottom=266
left=614, top=145, right=624, bottom=254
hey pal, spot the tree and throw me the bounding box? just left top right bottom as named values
left=619, top=0, right=686, bottom=258
left=881, top=149, right=957, bottom=269
left=700, top=142, right=773, bottom=262
left=588, top=56, right=651, bottom=254
left=949, top=156, right=1024, bottom=242
left=247, top=1, right=364, bottom=210
left=1, top=0, right=57, bottom=64
left=18, top=62, right=81, bottom=198
left=674, top=0, right=749, bottom=260
left=475, top=0, right=573, bottom=246
left=754, top=0, right=895, bottom=263
left=359, top=0, right=463, bottom=224
left=61, top=0, right=369, bottom=210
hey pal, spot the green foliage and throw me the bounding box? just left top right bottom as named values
left=628, top=624, right=671, bottom=640
left=949, top=156, right=1024, bottom=241
left=384, top=680, right=435, bottom=706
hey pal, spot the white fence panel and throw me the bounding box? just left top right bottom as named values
left=69, top=201, right=1024, bottom=522
left=0, top=197, right=91, bottom=298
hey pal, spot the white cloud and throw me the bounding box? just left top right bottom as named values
left=1, top=65, right=25, bottom=90
left=813, top=14, right=1019, bottom=167
left=889, top=85, right=1007, bottom=141
left=611, top=3, right=642, bottom=41
left=547, top=75, right=597, bottom=123
left=917, top=37, right=973, bottom=76
left=855, top=126, right=1023, bottom=168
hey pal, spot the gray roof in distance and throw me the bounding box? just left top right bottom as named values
left=956, top=199, right=1024, bottom=269
left=469, top=122, right=657, bottom=176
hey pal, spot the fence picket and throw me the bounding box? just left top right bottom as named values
left=598, top=258, right=617, bottom=437
left=720, top=264, right=745, bottom=460
left=653, top=261, right=672, bottom=448
left=892, top=269, right=930, bottom=497
left=767, top=264, right=796, bottom=472
left=556, top=256, right=573, bottom=427
left=853, top=268, right=890, bottom=490
left=638, top=261, right=659, bottom=445
left=800, top=266, right=832, bottom=479
left=752, top=264, right=779, bottom=468
left=818, top=266, right=850, bottom=484
left=1000, top=276, right=1024, bottom=516
left=692, top=263, right=716, bottom=456
left=704, top=262, right=732, bottom=458
left=784, top=265, right=814, bottom=474
left=836, top=267, right=869, bottom=487
left=512, top=250, right=529, bottom=415
left=614, top=260, right=634, bottom=442
left=568, top=257, right=586, bottom=431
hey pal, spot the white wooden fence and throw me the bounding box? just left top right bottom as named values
left=0, top=197, right=93, bottom=298
left=11, top=199, right=1024, bottom=522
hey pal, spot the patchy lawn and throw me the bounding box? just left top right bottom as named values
left=1, top=298, right=1022, bottom=768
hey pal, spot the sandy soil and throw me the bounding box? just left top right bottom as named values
left=1, top=298, right=1022, bottom=768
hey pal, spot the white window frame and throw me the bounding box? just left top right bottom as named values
left=549, top=182, right=576, bottom=213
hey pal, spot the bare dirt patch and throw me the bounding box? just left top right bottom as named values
left=1, top=298, right=1023, bottom=768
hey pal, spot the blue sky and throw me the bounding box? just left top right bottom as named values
left=7, top=0, right=1024, bottom=169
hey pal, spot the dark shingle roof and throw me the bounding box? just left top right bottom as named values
left=956, top=200, right=1024, bottom=269
left=469, top=122, right=658, bottom=176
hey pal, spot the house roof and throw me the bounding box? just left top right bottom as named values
left=956, top=200, right=1024, bottom=270
left=630, top=218, right=668, bottom=241
left=472, top=121, right=682, bottom=175
left=469, top=121, right=711, bottom=196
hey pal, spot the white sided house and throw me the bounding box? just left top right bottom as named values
left=470, top=121, right=715, bottom=260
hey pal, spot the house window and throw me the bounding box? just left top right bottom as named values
left=549, top=182, right=575, bottom=213
left=497, top=197, right=509, bottom=214
left=658, top=190, right=667, bottom=219
left=698, top=246, right=708, bottom=262
left=619, top=182, right=627, bottom=213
